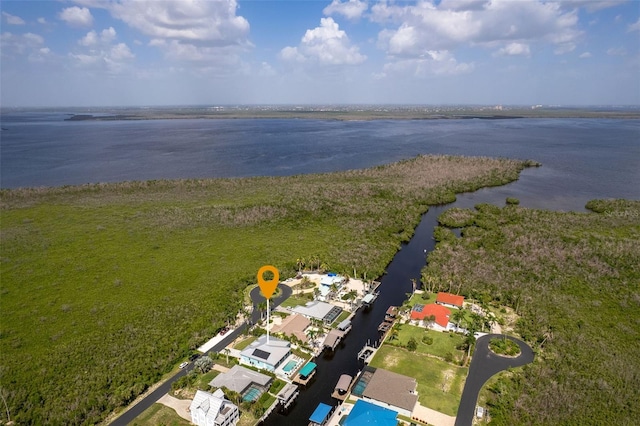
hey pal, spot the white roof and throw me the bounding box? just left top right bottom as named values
left=292, top=300, right=335, bottom=320
left=240, top=335, right=290, bottom=367
left=190, top=390, right=224, bottom=420
left=320, top=275, right=343, bottom=286
left=210, top=365, right=272, bottom=393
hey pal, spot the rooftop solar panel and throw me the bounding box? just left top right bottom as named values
left=252, top=348, right=270, bottom=360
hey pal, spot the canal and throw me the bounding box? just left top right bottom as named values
left=264, top=184, right=510, bottom=425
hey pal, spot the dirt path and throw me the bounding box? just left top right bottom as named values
left=157, top=394, right=191, bottom=422
left=412, top=402, right=456, bottom=426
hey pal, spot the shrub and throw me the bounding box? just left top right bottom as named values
left=506, top=197, right=520, bottom=205
left=407, top=337, right=418, bottom=351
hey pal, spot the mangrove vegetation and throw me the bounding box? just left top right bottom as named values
left=424, top=199, right=640, bottom=425
left=0, top=155, right=532, bottom=424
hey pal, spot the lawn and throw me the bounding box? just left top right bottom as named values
left=234, top=336, right=257, bottom=350
left=332, top=310, right=351, bottom=326
left=130, top=403, right=190, bottom=426
left=388, top=324, right=465, bottom=361
left=406, top=291, right=436, bottom=307
left=280, top=293, right=313, bottom=308
left=196, top=370, right=219, bottom=390
left=369, top=345, right=468, bottom=416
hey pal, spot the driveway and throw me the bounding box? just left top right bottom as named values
left=249, top=283, right=292, bottom=324
left=455, top=334, right=534, bottom=426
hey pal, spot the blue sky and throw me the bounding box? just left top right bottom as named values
left=1, top=0, right=639, bottom=106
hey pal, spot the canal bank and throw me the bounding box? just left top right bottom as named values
left=263, top=184, right=521, bottom=425
left=263, top=202, right=453, bottom=425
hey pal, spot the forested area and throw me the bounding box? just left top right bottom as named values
left=425, top=199, right=640, bottom=425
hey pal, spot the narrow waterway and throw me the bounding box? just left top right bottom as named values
left=264, top=185, right=512, bottom=425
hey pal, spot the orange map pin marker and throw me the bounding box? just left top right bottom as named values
left=257, top=265, right=279, bottom=299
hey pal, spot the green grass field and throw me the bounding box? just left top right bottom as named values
left=369, top=345, right=467, bottom=416
left=0, top=155, right=531, bottom=424
left=130, top=403, right=190, bottom=426
left=388, top=324, right=465, bottom=360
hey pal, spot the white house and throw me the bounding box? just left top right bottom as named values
left=239, top=335, right=291, bottom=372
left=292, top=300, right=342, bottom=325
left=189, top=389, right=239, bottom=426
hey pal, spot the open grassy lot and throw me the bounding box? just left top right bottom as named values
left=279, top=293, right=313, bottom=308
left=387, top=324, right=465, bottom=360
left=0, top=155, right=532, bottom=424
left=369, top=345, right=467, bottom=416
left=130, top=403, right=190, bottom=426
left=425, top=199, right=640, bottom=425
left=233, top=336, right=257, bottom=350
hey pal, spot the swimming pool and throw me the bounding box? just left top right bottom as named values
left=283, top=360, right=298, bottom=372
left=351, top=370, right=373, bottom=396
left=243, top=385, right=262, bottom=402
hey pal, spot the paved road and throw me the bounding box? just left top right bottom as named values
left=111, top=283, right=292, bottom=425
left=455, top=334, right=534, bottom=426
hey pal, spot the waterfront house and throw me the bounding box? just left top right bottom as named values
left=190, top=389, right=239, bottom=426
left=239, top=335, right=291, bottom=372
left=351, top=366, right=418, bottom=417
left=209, top=365, right=272, bottom=402
left=292, top=300, right=342, bottom=325
left=436, top=292, right=464, bottom=309
left=272, top=313, right=311, bottom=343
left=343, top=400, right=398, bottom=426
left=411, top=303, right=451, bottom=331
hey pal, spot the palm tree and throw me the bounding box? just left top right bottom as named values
left=451, top=308, right=466, bottom=330
left=257, top=301, right=267, bottom=320
left=345, top=290, right=357, bottom=310
left=223, top=348, right=231, bottom=364
left=389, top=328, right=399, bottom=342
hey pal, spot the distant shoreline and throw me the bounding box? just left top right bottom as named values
left=59, top=107, right=640, bottom=122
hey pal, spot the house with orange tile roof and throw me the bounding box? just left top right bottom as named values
left=410, top=303, right=451, bottom=331
left=435, top=292, right=464, bottom=309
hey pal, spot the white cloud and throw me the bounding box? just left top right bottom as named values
left=323, top=0, right=368, bottom=20
left=106, top=0, right=249, bottom=45
left=37, top=17, right=47, bottom=25
left=3, top=12, right=25, bottom=25
left=374, top=0, right=582, bottom=55
left=73, top=0, right=251, bottom=71
left=280, top=17, right=366, bottom=65
left=381, top=50, right=474, bottom=77
left=69, top=40, right=135, bottom=74
left=629, top=18, right=640, bottom=33
left=494, top=42, right=531, bottom=57
left=579, top=51, right=592, bottom=58
left=79, top=27, right=117, bottom=46
left=1, top=32, right=45, bottom=55
left=59, top=6, right=94, bottom=28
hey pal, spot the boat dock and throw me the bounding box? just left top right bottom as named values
left=357, top=342, right=379, bottom=364
left=323, top=329, right=345, bottom=351
left=276, top=383, right=300, bottom=412
left=361, top=291, right=379, bottom=309
left=331, top=374, right=353, bottom=401
left=293, top=361, right=317, bottom=386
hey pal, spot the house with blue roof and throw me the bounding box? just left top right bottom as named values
left=344, top=400, right=398, bottom=426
